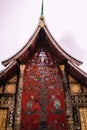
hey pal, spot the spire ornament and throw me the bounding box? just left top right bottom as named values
left=40, top=0, right=44, bottom=20
left=41, top=0, right=44, bottom=16
left=39, top=0, right=45, bottom=27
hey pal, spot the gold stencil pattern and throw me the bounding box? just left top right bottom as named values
left=79, top=108, right=87, bottom=130
left=0, top=109, right=8, bottom=130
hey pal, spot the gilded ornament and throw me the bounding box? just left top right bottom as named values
left=39, top=20, right=45, bottom=27
left=71, top=84, right=81, bottom=93
left=60, top=65, right=65, bottom=71
left=5, top=84, right=16, bottom=93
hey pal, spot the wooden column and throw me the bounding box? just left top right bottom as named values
left=60, top=65, right=74, bottom=130
left=14, top=65, right=25, bottom=130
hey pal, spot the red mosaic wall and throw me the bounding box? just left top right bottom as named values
left=20, top=49, right=67, bottom=130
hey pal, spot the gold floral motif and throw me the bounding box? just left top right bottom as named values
left=5, top=84, right=16, bottom=94
left=70, top=84, right=81, bottom=94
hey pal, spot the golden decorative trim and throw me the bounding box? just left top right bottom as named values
left=20, top=64, right=25, bottom=72
left=70, top=84, right=81, bottom=94
left=5, top=84, right=16, bottom=93
left=39, top=18, right=45, bottom=28
left=79, top=108, right=87, bottom=130
left=14, top=65, right=25, bottom=130
left=60, top=65, right=65, bottom=71
left=0, top=109, right=8, bottom=130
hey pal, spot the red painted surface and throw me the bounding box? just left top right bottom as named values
left=20, top=49, right=67, bottom=130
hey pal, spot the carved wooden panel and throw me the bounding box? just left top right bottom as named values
left=70, top=94, right=87, bottom=130
left=0, top=109, right=8, bottom=130
left=0, top=96, right=15, bottom=128
left=0, top=74, right=17, bottom=130
left=68, top=73, right=87, bottom=129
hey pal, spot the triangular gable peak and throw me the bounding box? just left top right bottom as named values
left=2, top=17, right=82, bottom=67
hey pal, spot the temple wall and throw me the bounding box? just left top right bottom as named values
left=0, top=68, right=87, bottom=130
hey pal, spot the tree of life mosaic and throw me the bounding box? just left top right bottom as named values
left=20, top=49, right=67, bottom=130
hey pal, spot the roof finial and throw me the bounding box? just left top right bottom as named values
left=41, top=0, right=44, bottom=16
left=40, top=0, right=44, bottom=20
left=39, top=0, right=45, bottom=27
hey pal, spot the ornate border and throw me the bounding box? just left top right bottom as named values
left=14, top=65, right=25, bottom=130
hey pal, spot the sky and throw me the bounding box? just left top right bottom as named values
left=0, top=0, right=87, bottom=73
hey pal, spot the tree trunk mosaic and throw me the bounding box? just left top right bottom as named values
left=20, top=48, right=67, bottom=130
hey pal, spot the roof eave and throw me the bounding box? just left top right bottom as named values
left=2, top=19, right=82, bottom=67
left=0, top=60, right=18, bottom=83
left=67, top=61, right=87, bottom=85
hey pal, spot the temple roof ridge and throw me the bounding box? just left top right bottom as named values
left=1, top=0, right=82, bottom=67
left=0, top=1, right=87, bottom=86
left=2, top=22, right=82, bottom=67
